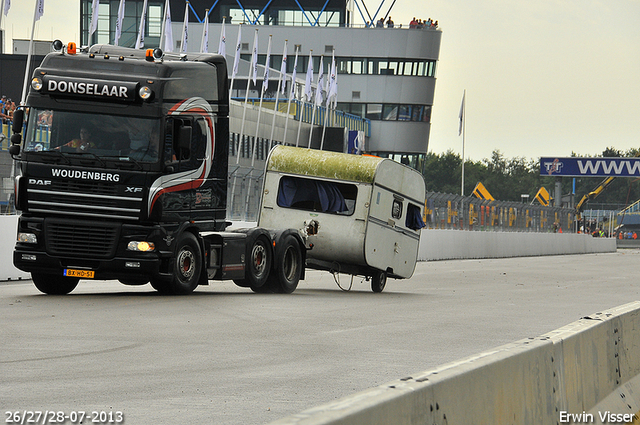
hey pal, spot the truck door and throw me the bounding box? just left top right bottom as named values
left=163, top=116, right=210, bottom=222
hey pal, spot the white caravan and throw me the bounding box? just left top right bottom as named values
left=259, top=146, right=426, bottom=292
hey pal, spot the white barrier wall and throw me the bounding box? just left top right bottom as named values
left=268, top=301, right=640, bottom=425
left=0, top=219, right=617, bottom=281
left=0, top=215, right=29, bottom=281
left=418, top=229, right=616, bottom=261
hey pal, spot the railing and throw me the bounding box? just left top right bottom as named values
left=232, top=97, right=371, bottom=137
left=425, top=192, right=577, bottom=233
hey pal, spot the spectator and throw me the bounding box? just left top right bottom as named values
left=386, top=16, right=394, bottom=28
left=409, top=17, right=418, bottom=29
left=376, top=18, right=384, bottom=28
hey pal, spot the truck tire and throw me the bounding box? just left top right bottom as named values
left=268, top=234, right=302, bottom=294
left=151, top=232, right=201, bottom=295
left=234, top=235, right=272, bottom=290
left=32, top=273, right=80, bottom=295
left=371, top=271, right=387, bottom=293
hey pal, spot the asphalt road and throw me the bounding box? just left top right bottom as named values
left=2, top=250, right=640, bottom=425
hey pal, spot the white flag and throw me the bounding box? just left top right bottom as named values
left=458, top=90, right=465, bottom=136
left=262, top=35, right=272, bottom=94
left=163, top=0, right=173, bottom=52
left=3, top=0, right=10, bottom=16
left=200, top=9, right=209, bottom=53
left=288, top=47, right=299, bottom=99
left=250, top=29, right=258, bottom=85
left=34, top=0, right=44, bottom=21
left=135, top=0, right=147, bottom=49
left=327, top=50, right=337, bottom=105
left=180, top=1, right=189, bottom=53
left=304, top=51, right=313, bottom=102
left=289, top=46, right=299, bottom=100
left=114, top=0, right=125, bottom=45
left=90, top=0, right=99, bottom=36
left=231, top=24, right=242, bottom=79
left=217, top=17, right=226, bottom=57
left=279, top=40, right=288, bottom=95
left=315, top=55, right=324, bottom=106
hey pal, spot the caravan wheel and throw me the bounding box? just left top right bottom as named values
left=371, top=271, right=387, bottom=293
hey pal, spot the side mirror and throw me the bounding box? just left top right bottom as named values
left=12, top=109, right=24, bottom=133
left=9, top=144, right=21, bottom=155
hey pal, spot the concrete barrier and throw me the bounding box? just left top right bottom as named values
left=418, top=229, right=616, bottom=261
left=0, top=215, right=30, bottom=281
left=268, top=301, right=640, bottom=425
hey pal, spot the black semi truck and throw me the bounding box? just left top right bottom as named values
left=9, top=42, right=305, bottom=295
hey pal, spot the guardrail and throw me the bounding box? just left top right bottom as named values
left=426, top=192, right=576, bottom=233
left=268, top=301, right=640, bottom=425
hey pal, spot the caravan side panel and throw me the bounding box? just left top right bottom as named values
left=364, top=160, right=425, bottom=279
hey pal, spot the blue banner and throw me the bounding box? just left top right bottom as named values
left=540, top=157, right=640, bottom=177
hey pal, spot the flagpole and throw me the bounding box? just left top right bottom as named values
left=159, top=0, right=166, bottom=47
left=180, top=0, right=189, bottom=53
left=229, top=23, right=242, bottom=104
left=268, top=39, right=286, bottom=148
left=20, top=0, right=41, bottom=106
left=320, top=49, right=336, bottom=150
left=308, top=55, right=323, bottom=149
left=217, top=16, right=226, bottom=56
left=283, top=45, right=298, bottom=146
left=200, top=8, right=209, bottom=53
left=460, top=89, right=466, bottom=196
left=135, top=0, right=148, bottom=49
left=251, top=34, right=271, bottom=167
left=0, top=0, right=4, bottom=31
left=114, top=0, right=125, bottom=46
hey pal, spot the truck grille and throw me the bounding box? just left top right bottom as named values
left=45, top=219, right=120, bottom=259
left=27, top=180, right=143, bottom=221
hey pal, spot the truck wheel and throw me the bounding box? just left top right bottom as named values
left=371, top=271, right=387, bottom=293
left=268, top=235, right=302, bottom=294
left=234, top=235, right=272, bottom=289
left=32, top=273, right=79, bottom=295
left=155, top=232, right=201, bottom=295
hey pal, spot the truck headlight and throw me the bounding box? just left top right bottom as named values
left=139, top=86, right=152, bottom=100
left=127, top=241, right=155, bottom=252
left=31, top=77, right=43, bottom=91
left=17, top=233, right=37, bottom=244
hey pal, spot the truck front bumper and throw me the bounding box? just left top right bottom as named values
left=14, top=247, right=164, bottom=281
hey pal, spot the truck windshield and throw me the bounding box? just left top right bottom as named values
left=23, top=108, right=162, bottom=163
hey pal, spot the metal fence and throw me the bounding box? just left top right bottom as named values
left=425, top=192, right=576, bottom=233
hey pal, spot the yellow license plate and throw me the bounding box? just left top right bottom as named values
left=64, top=269, right=95, bottom=278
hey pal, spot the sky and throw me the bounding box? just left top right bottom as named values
left=2, top=0, right=640, bottom=162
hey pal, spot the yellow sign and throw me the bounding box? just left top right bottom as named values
left=472, top=182, right=494, bottom=201
left=534, top=187, right=551, bottom=207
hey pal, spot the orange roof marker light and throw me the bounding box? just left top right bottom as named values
left=67, top=42, right=77, bottom=55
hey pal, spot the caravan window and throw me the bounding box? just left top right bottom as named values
left=406, top=203, right=426, bottom=231
left=277, top=176, right=357, bottom=216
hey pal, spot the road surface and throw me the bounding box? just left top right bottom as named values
left=2, top=250, right=639, bottom=424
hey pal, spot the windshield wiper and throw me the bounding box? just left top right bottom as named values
left=67, top=151, right=106, bottom=167
left=101, top=155, right=144, bottom=170
left=34, top=150, right=71, bottom=165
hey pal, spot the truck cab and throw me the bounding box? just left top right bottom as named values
left=12, top=43, right=234, bottom=294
